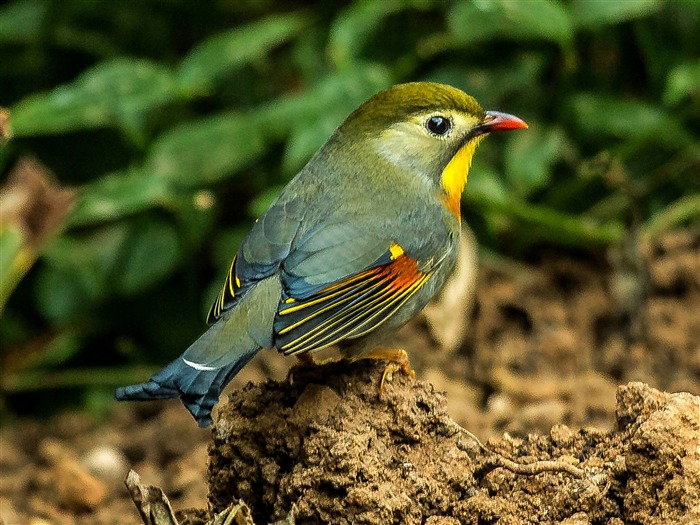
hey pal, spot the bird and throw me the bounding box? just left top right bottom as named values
left=115, top=82, right=527, bottom=427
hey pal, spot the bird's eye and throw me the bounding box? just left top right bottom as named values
left=426, top=115, right=451, bottom=136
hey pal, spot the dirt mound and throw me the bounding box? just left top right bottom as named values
left=197, top=361, right=700, bottom=524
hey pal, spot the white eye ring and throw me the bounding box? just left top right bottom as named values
left=425, top=115, right=451, bottom=136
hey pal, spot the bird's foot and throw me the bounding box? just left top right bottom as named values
left=356, top=348, right=416, bottom=395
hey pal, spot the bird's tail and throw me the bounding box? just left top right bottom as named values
left=114, top=343, right=259, bottom=428
left=115, top=277, right=281, bottom=427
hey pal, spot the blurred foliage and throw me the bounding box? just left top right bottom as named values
left=0, top=0, right=698, bottom=419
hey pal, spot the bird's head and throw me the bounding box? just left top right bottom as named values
left=335, top=82, right=527, bottom=216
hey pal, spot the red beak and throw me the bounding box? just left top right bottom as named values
left=480, top=110, right=528, bottom=132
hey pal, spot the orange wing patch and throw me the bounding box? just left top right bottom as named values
left=274, top=244, right=431, bottom=356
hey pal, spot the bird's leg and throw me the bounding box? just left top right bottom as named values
left=286, top=353, right=316, bottom=385
left=356, top=348, right=416, bottom=395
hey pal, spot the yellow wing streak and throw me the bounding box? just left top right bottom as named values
left=217, top=290, right=225, bottom=314
left=389, top=243, right=404, bottom=259
left=318, top=274, right=431, bottom=347
left=280, top=281, right=398, bottom=349
left=281, top=272, right=430, bottom=354
left=227, top=257, right=236, bottom=298
left=207, top=255, right=239, bottom=322
left=277, top=277, right=386, bottom=336
left=305, top=270, right=377, bottom=295
left=344, top=274, right=430, bottom=339
left=278, top=271, right=381, bottom=316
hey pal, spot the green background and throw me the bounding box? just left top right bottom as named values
left=1, top=0, right=698, bottom=420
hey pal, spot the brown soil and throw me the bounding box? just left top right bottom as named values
left=1, top=228, right=698, bottom=524
left=201, top=363, right=700, bottom=525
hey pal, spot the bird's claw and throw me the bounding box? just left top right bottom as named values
left=358, top=348, right=415, bottom=396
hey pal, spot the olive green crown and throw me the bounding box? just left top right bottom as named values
left=340, top=82, right=485, bottom=135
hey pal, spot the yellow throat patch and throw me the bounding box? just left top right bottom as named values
left=440, top=136, right=484, bottom=218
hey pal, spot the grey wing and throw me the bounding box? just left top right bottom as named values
left=273, top=221, right=439, bottom=356
left=207, top=197, right=305, bottom=323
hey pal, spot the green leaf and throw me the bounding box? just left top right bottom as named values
left=10, top=58, right=178, bottom=136
left=465, top=159, right=624, bottom=246
left=257, top=63, right=392, bottom=173
left=67, top=168, right=172, bottom=227
left=428, top=54, right=546, bottom=106
left=37, top=220, right=181, bottom=319
left=569, top=0, right=662, bottom=29
left=177, top=13, right=309, bottom=93
left=465, top=191, right=624, bottom=247
left=145, top=111, right=266, bottom=187
left=282, top=110, right=349, bottom=174
left=1, top=366, right=160, bottom=392
left=173, top=190, right=218, bottom=249
left=212, top=227, right=250, bottom=272
left=504, top=125, right=570, bottom=197
left=448, top=0, right=573, bottom=47
left=568, top=93, right=693, bottom=147
left=0, top=0, right=49, bottom=43
left=328, top=0, right=426, bottom=68
left=258, top=63, right=392, bottom=139
left=19, top=330, right=82, bottom=370
left=37, top=227, right=130, bottom=321
left=113, top=220, right=180, bottom=295
left=464, top=159, right=512, bottom=236
left=466, top=158, right=509, bottom=205
left=664, top=60, right=700, bottom=106
left=0, top=226, right=24, bottom=311
left=643, top=194, right=700, bottom=241
left=35, top=265, right=97, bottom=322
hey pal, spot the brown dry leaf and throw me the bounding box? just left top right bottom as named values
left=0, top=157, right=75, bottom=248
left=208, top=501, right=256, bottom=525
left=0, top=107, right=11, bottom=141
left=125, top=470, right=180, bottom=525
left=421, top=222, right=479, bottom=353
left=54, top=458, right=108, bottom=512
left=0, top=157, right=75, bottom=311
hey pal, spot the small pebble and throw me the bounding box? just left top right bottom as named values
left=82, top=445, right=130, bottom=484
left=54, top=457, right=108, bottom=511
left=486, top=392, right=514, bottom=423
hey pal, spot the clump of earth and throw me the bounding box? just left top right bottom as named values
left=196, top=362, right=699, bottom=524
